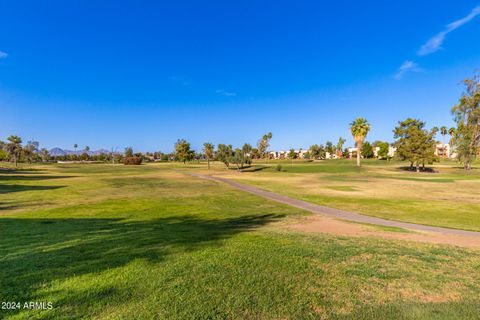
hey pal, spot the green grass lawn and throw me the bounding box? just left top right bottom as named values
left=1, top=163, right=480, bottom=319
left=216, top=159, right=480, bottom=231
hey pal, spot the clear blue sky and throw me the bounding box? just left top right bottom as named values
left=1, top=1, right=479, bottom=152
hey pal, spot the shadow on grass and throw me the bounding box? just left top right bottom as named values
left=0, top=203, right=23, bottom=211
left=397, top=166, right=437, bottom=173
left=241, top=166, right=270, bottom=172
left=0, top=175, right=76, bottom=181
left=0, top=168, right=47, bottom=174
left=0, top=213, right=284, bottom=315
left=0, top=185, right=66, bottom=194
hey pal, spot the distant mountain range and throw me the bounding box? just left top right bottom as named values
left=49, top=148, right=112, bottom=156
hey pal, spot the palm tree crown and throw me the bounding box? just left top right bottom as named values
left=6, top=135, right=23, bottom=167
left=350, top=118, right=370, bottom=167
left=350, top=118, right=371, bottom=145
left=440, top=126, right=447, bottom=136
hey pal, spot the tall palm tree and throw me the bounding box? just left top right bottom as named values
left=440, top=126, right=447, bottom=158
left=6, top=135, right=23, bottom=167
left=336, top=137, right=346, bottom=158
left=84, top=146, right=90, bottom=161
left=203, top=143, right=214, bottom=170
left=448, top=127, right=456, bottom=153
left=349, top=118, right=371, bottom=167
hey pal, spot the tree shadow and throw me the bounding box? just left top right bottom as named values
left=0, top=185, right=65, bottom=194
left=241, top=166, right=270, bottom=172
left=0, top=213, right=284, bottom=316
left=0, top=175, right=76, bottom=181
left=0, top=203, right=22, bottom=211
left=0, top=168, right=47, bottom=174
left=397, top=166, right=437, bottom=173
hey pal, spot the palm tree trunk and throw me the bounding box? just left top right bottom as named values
left=443, top=136, right=446, bottom=158
left=356, top=142, right=362, bottom=167
left=207, top=158, right=210, bottom=170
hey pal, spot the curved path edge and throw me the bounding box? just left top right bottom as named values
left=190, top=172, right=480, bottom=238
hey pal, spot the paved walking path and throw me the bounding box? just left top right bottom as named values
left=190, top=173, right=480, bottom=238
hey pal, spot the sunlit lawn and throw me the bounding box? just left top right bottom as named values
left=211, top=159, right=480, bottom=231
left=1, top=163, right=480, bottom=319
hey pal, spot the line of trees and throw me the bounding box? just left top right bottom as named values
left=174, top=139, right=257, bottom=171
left=0, top=137, right=175, bottom=167
left=0, top=136, right=51, bottom=167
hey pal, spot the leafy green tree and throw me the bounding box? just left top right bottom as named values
left=217, top=144, right=233, bottom=168
left=230, top=144, right=252, bottom=170
left=232, top=148, right=243, bottom=170
left=203, top=143, right=215, bottom=169
left=287, top=148, right=296, bottom=164
left=309, top=144, right=326, bottom=159
left=23, top=140, right=39, bottom=163
left=361, top=141, right=374, bottom=158
left=242, top=143, right=252, bottom=153
left=393, top=118, right=437, bottom=172
left=250, top=148, right=260, bottom=159
left=6, top=135, right=22, bottom=167
left=114, top=153, right=124, bottom=163
left=373, top=141, right=389, bottom=159
left=39, top=148, right=50, bottom=162
left=124, top=147, right=134, bottom=158
left=0, top=140, right=7, bottom=161
left=350, top=118, right=371, bottom=166
left=257, top=132, right=272, bottom=161
left=242, top=143, right=252, bottom=162
left=451, top=73, right=480, bottom=170
left=174, top=139, right=194, bottom=164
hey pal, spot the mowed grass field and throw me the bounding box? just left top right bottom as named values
left=1, top=163, right=480, bottom=319
left=207, top=159, right=480, bottom=232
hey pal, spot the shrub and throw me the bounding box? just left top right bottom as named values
left=275, top=164, right=283, bottom=171
left=123, top=156, right=142, bottom=165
